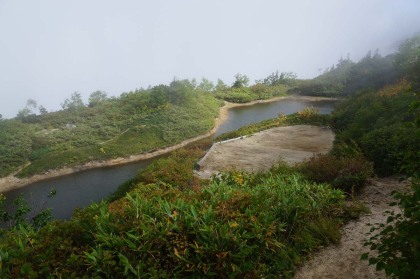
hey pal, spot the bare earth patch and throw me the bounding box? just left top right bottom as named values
left=195, top=125, right=334, bottom=179
left=294, top=177, right=410, bottom=279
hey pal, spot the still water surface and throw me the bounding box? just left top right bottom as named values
left=4, top=98, right=336, bottom=220
left=215, top=98, right=335, bottom=136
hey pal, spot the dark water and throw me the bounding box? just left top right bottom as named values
left=3, top=98, right=336, bottom=220
left=214, top=98, right=336, bottom=136
left=3, top=159, right=155, bottom=220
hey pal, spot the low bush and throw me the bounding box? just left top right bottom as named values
left=360, top=124, right=418, bottom=176
left=300, top=154, right=374, bottom=193
left=136, top=148, right=206, bottom=191
left=332, top=84, right=418, bottom=176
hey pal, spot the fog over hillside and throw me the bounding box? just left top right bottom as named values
left=1, top=0, right=419, bottom=118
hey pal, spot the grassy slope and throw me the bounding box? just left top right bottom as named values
left=0, top=82, right=290, bottom=179
left=0, top=86, right=223, bottom=178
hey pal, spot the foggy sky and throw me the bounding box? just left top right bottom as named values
left=1, top=0, right=419, bottom=118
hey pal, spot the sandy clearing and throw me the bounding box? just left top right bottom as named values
left=195, top=125, right=334, bottom=179
left=294, top=177, right=410, bottom=279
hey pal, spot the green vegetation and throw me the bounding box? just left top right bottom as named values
left=331, top=80, right=418, bottom=176
left=213, top=72, right=292, bottom=103
left=0, top=109, right=373, bottom=278
left=361, top=92, right=420, bottom=278
left=215, top=106, right=330, bottom=142
left=0, top=71, right=294, bottom=178
left=295, top=51, right=396, bottom=97
left=0, top=80, right=223, bottom=178
left=0, top=190, right=56, bottom=230
left=0, top=34, right=418, bottom=278
left=327, top=35, right=419, bottom=278
left=362, top=177, right=420, bottom=279
left=0, top=145, right=352, bottom=278
left=215, top=106, right=375, bottom=195
left=215, top=83, right=288, bottom=103
left=300, top=154, right=373, bottom=194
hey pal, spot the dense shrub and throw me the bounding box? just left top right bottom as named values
left=214, top=84, right=287, bottom=103
left=295, top=51, right=396, bottom=97
left=362, top=96, right=420, bottom=278
left=0, top=120, right=33, bottom=177
left=301, top=154, right=374, bottom=193
left=332, top=82, right=418, bottom=176
left=136, top=148, right=206, bottom=190
left=360, top=124, right=418, bottom=176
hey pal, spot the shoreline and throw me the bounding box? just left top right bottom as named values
left=0, top=94, right=337, bottom=193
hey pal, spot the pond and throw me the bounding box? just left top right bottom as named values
left=3, top=97, right=337, bottom=220
left=214, top=98, right=335, bottom=136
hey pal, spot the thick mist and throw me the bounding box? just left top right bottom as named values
left=1, top=0, right=419, bottom=118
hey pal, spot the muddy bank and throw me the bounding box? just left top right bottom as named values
left=0, top=95, right=337, bottom=193
left=195, top=125, right=335, bottom=179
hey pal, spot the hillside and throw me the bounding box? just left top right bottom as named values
left=0, top=78, right=289, bottom=180
left=0, top=81, right=222, bottom=179
left=0, top=35, right=418, bottom=278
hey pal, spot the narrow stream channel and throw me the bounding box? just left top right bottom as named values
left=3, top=98, right=337, bottom=220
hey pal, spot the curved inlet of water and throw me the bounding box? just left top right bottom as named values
left=3, top=99, right=337, bottom=220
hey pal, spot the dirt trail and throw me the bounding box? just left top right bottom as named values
left=294, top=177, right=410, bottom=279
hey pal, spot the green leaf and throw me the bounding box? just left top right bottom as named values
left=118, top=253, right=136, bottom=275
left=360, top=253, right=369, bottom=260
left=368, top=257, right=378, bottom=265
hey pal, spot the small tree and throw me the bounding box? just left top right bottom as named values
left=16, top=99, right=38, bottom=120
left=198, top=78, right=214, bottom=92
left=215, top=79, right=228, bottom=91
left=16, top=107, right=31, bottom=119
left=232, top=73, right=249, bottom=88
left=88, top=91, right=108, bottom=107
left=260, top=71, right=297, bottom=86
left=61, top=92, right=85, bottom=113
left=26, top=99, right=38, bottom=112
left=395, top=35, right=420, bottom=90
left=38, top=105, right=48, bottom=115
